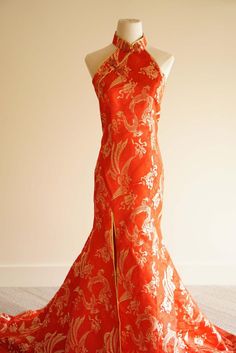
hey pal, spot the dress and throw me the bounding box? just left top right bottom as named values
left=0, top=30, right=236, bottom=353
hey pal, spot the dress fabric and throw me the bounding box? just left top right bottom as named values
left=0, top=31, right=236, bottom=353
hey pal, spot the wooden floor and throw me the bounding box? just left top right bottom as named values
left=0, top=286, right=235, bottom=334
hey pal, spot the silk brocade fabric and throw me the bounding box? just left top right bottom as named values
left=0, top=31, right=236, bottom=353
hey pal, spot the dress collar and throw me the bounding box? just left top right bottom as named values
left=112, top=31, right=147, bottom=52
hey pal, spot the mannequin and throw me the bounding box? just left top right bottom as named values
left=85, top=18, right=175, bottom=82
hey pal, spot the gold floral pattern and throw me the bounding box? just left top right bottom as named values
left=0, top=30, right=235, bottom=353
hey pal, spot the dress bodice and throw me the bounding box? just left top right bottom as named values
left=92, top=31, right=165, bottom=109
left=92, top=31, right=166, bottom=143
left=91, top=31, right=166, bottom=211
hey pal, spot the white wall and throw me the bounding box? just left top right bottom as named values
left=0, top=0, right=236, bottom=286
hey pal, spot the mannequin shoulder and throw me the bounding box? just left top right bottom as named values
left=85, top=44, right=116, bottom=79
left=145, top=45, right=175, bottom=80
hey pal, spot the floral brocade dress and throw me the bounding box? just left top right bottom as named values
left=0, top=31, right=236, bottom=353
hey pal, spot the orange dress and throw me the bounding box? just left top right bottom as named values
left=0, top=31, right=236, bottom=353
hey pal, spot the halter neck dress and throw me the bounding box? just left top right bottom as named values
left=0, top=30, right=235, bottom=353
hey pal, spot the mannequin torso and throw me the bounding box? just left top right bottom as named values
left=85, top=18, right=175, bottom=82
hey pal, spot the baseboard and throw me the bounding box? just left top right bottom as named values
left=0, top=263, right=235, bottom=287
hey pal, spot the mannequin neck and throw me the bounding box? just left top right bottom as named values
left=116, top=19, right=143, bottom=43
